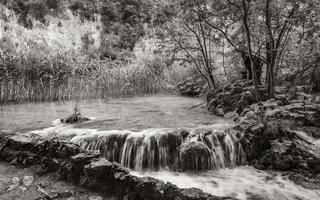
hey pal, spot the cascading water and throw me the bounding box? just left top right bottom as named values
left=24, top=95, right=320, bottom=200
left=69, top=127, right=246, bottom=171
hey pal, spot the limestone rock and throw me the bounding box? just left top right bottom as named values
left=206, top=80, right=261, bottom=116
left=237, top=100, right=320, bottom=175
left=180, top=141, right=212, bottom=171
left=84, top=158, right=114, bottom=180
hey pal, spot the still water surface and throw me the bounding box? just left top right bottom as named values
left=0, top=95, right=219, bottom=133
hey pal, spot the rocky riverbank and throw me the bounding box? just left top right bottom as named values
left=0, top=161, right=113, bottom=200
left=206, top=80, right=320, bottom=185
left=237, top=100, right=320, bottom=174
left=0, top=133, right=235, bottom=200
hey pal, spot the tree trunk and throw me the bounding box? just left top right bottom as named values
left=266, top=41, right=276, bottom=98
left=222, top=39, right=229, bottom=82
left=242, top=0, right=261, bottom=101
left=265, top=0, right=276, bottom=98
left=208, top=73, right=215, bottom=88
left=242, top=53, right=263, bottom=84
left=312, top=66, right=320, bottom=92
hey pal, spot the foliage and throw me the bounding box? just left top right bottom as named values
left=164, top=0, right=320, bottom=97
left=0, top=1, right=192, bottom=103
left=1, top=0, right=319, bottom=103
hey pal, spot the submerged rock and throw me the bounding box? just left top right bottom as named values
left=60, top=110, right=90, bottom=124
left=60, top=115, right=90, bottom=124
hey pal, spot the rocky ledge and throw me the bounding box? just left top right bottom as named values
left=0, top=134, right=235, bottom=200
left=206, top=80, right=320, bottom=184
left=207, top=81, right=320, bottom=180
left=236, top=99, right=320, bottom=176
left=206, top=80, right=319, bottom=116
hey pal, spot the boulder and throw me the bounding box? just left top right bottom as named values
left=133, top=177, right=167, bottom=199
left=60, top=111, right=90, bottom=124
left=180, top=141, right=212, bottom=171
left=59, top=152, right=101, bottom=183
left=2, top=135, right=36, bottom=152
left=84, top=158, right=115, bottom=180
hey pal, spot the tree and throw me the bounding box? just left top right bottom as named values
left=99, top=0, right=152, bottom=59
left=167, top=0, right=319, bottom=100
left=164, top=0, right=225, bottom=89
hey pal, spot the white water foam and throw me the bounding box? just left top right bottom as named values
left=131, top=166, right=320, bottom=200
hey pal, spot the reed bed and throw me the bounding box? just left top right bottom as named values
left=0, top=5, right=190, bottom=103
left=0, top=51, right=184, bottom=103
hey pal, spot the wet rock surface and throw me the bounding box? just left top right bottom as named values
left=60, top=110, right=90, bottom=124
left=206, top=80, right=263, bottom=116
left=0, top=134, right=236, bottom=200
left=206, top=81, right=320, bottom=184
left=206, top=80, right=320, bottom=117
left=180, top=141, right=213, bottom=171
left=235, top=98, right=320, bottom=177
left=69, top=127, right=244, bottom=172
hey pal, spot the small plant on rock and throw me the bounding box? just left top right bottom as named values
left=60, top=101, right=89, bottom=124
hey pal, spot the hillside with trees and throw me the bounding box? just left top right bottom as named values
left=0, top=1, right=320, bottom=199
left=1, top=0, right=318, bottom=102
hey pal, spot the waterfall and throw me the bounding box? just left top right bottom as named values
left=70, top=127, right=246, bottom=171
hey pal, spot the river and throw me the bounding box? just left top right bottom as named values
left=0, top=95, right=224, bottom=133
left=0, top=95, right=319, bottom=200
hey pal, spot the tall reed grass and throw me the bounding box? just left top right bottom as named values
left=0, top=50, right=189, bottom=103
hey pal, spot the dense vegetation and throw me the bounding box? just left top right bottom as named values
left=0, top=0, right=189, bottom=102
left=0, top=0, right=319, bottom=103
left=167, top=0, right=320, bottom=97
